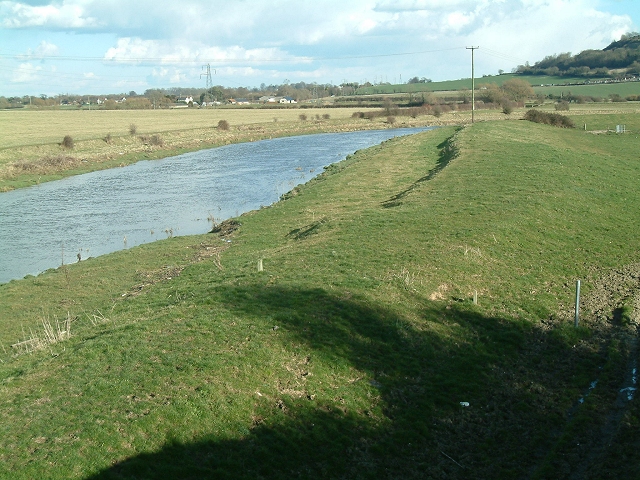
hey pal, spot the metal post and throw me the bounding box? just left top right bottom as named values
left=574, top=280, right=581, bottom=327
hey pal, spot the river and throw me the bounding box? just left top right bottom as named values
left=0, top=127, right=433, bottom=284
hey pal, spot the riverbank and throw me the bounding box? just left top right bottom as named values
left=0, top=119, right=639, bottom=478
left=0, top=107, right=514, bottom=191
left=0, top=128, right=431, bottom=284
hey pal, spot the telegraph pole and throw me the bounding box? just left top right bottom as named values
left=466, top=46, right=479, bottom=123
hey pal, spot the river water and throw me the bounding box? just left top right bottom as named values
left=0, top=127, right=432, bottom=284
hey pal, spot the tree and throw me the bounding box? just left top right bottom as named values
left=477, top=83, right=504, bottom=104
left=501, top=78, right=534, bottom=101
left=628, top=61, right=640, bottom=74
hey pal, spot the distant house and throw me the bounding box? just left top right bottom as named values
left=236, top=98, right=250, bottom=105
left=279, top=96, right=297, bottom=104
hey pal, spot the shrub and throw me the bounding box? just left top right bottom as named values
left=129, top=124, right=137, bottom=135
left=61, top=135, right=74, bottom=149
left=352, top=112, right=365, bottom=119
left=386, top=116, right=396, bottom=124
left=217, top=119, right=230, bottom=130
left=150, top=134, right=163, bottom=146
left=502, top=102, right=514, bottom=115
left=432, top=105, right=442, bottom=118
left=322, top=113, right=330, bottom=120
left=299, top=114, right=307, bottom=121
left=104, top=133, right=112, bottom=144
left=523, top=109, right=574, bottom=128
left=555, top=101, right=570, bottom=111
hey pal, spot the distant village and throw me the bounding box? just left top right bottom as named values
left=88, top=94, right=298, bottom=108
left=1, top=81, right=353, bottom=109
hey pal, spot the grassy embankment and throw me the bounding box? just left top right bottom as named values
left=1, top=115, right=639, bottom=478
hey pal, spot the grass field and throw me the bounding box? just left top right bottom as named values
left=532, top=81, right=640, bottom=99
left=354, top=73, right=640, bottom=97
left=0, top=107, right=401, bottom=191
left=355, top=74, right=593, bottom=94
left=0, top=106, right=497, bottom=192
left=0, top=107, right=368, bottom=150
left=0, top=116, right=639, bottom=478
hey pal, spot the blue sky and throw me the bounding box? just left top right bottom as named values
left=0, top=0, right=638, bottom=97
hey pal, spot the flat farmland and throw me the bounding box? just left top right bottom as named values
left=3, top=106, right=433, bottom=191
left=0, top=107, right=367, bottom=149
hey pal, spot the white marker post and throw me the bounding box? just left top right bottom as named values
left=574, top=280, right=581, bottom=327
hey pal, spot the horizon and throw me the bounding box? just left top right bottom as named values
left=1, top=0, right=639, bottom=98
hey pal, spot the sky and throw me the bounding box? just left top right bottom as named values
left=0, top=0, right=638, bottom=97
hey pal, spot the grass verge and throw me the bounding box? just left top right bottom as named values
left=0, top=119, right=639, bottom=478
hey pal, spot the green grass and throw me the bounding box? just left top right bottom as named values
left=354, top=73, right=637, bottom=97
left=1, top=119, right=639, bottom=478
left=532, top=81, right=640, bottom=99
left=355, top=74, right=593, bottom=94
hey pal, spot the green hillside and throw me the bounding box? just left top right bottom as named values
left=355, top=74, right=591, bottom=95
left=1, top=119, right=639, bottom=478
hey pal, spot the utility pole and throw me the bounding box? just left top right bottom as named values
left=466, top=46, right=479, bottom=123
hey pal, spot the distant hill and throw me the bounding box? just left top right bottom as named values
left=516, top=33, right=640, bottom=78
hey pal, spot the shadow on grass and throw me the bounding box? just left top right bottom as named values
left=85, top=285, right=610, bottom=480
left=382, top=128, right=461, bottom=208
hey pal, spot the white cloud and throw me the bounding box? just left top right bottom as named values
left=35, top=40, right=59, bottom=57
left=1, top=1, right=98, bottom=28
left=11, top=62, right=42, bottom=82
left=463, top=0, right=634, bottom=75
left=103, top=37, right=310, bottom=66
left=446, top=11, right=474, bottom=31
left=170, top=70, right=186, bottom=84
left=0, top=0, right=637, bottom=96
left=16, top=40, right=60, bottom=60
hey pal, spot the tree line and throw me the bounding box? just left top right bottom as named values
left=515, top=33, right=640, bottom=78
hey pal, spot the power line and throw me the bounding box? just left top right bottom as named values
left=481, top=47, right=528, bottom=65
left=0, top=46, right=466, bottom=66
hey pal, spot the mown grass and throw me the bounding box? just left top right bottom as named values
left=0, top=119, right=639, bottom=478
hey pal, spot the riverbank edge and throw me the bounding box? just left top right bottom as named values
left=0, top=115, right=460, bottom=192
